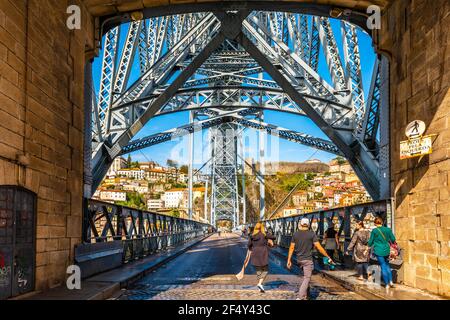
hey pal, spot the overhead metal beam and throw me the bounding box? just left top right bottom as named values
left=237, top=31, right=380, bottom=200
left=91, top=30, right=226, bottom=192
left=120, top=113, right=342, bottom=156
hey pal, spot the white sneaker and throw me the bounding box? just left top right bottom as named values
left=257, top=284, right=265, bottom=293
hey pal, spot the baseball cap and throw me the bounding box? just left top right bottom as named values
left=300, top=218, right=310, bottom=226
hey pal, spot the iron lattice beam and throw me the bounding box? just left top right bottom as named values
left=120, top=112, right=342, bottom=156
left=91, top=10, right=385, bottom=204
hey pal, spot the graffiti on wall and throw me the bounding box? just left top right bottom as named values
left=15, top=256, right=30, bottom=290
left=0, top=251, right=11, bottom=288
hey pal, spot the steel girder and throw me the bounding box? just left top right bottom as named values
left=360, top=59, right=381, bottom=153
left=120, top=111, right=342, bottom=156
left=341, top=21, right=365, bottom=133
left=91, top=13, right=222, bottom=189
left=210, top=123, right=239, bottom=224
left=94, top=26, right=120, bottom=142
left=237, top=31, right=380, bottom=200
left=239, top=14, right=380, bottom=200
left=116, top=86, right=307, bottom=117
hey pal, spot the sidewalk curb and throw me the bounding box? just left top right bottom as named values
left=318, top=271, right=386, bottom=300
left=97, top=233, right=213, bottom=300
left=19, top=234, right=212, bottom=300
left=115, top=234, right=213, bottom=290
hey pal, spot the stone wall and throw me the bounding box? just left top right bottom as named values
left=377, top=0, right=450, bottom=297
left=0, top=0, right=94, bottom=291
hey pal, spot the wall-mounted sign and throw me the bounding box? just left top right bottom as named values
left=400, top=135, right=434, bottom=159
left=400, top=120, right=435, bottom=160
left=405, top=120, right=426, bottom=138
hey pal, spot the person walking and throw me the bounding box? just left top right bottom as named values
left=368, top=217, right=396, bottom=288
left=323, top=224, right=339, bottom=263
left=247, top=222, right=276, bottom=293
left=345, top=221, right=371, bottom=281
left=287, top=218, right=334, bottom=300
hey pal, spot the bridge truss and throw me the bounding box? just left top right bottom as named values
left=89, top=10, right=390, bottom=226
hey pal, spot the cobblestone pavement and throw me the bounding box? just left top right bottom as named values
left=118, top=233, right=365, bottom=300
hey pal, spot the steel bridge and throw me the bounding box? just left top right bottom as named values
left=88, top=9, right=390, bottom=228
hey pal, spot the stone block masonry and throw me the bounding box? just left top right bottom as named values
left=377, top=0, right=450, bottom=297
left=0, top=0, right=95, bottom=292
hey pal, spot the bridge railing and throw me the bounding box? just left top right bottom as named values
left=255, top=199, right=395, bottom=261
left=77, top=199, right=213, bottom=278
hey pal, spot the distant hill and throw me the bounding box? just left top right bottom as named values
left=246, top=160, right=330, bottom=175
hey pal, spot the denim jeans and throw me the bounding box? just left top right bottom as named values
left=356, top=262, right=369, bottom=277
left=376, top=255, right=393, bottom=285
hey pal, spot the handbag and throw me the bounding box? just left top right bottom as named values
left=377, top=228, right=399, bottom=260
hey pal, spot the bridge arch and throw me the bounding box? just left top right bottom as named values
left=0, top=0, right=447, bottom=297
left=88, top=8, right=389, bottom=203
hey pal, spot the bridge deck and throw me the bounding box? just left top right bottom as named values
left=117, top=233, right=362, bottom=300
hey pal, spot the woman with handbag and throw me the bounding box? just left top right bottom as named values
left=368, top=217, right=397, bottom=288
left=345, top=221, right=371, bottom=281
left=245, top=222, right=276, bottom=293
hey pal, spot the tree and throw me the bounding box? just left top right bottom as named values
left=306, top=173, right=316, bottom=181
left=166, top=159, right=179, bottom=169
left=127, top=154, right=132, bottom=168
left=280, top=173, right=311, bottom=192
left=167, top=159, right=180, bottom=181
left=170, top=209, right=180, bottom=218
left=334, top=156, right=346, bottom=165
left=116, top=192, right=146, bottom=210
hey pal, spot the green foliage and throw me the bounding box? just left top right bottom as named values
left=334, top=156, right=346, bottom=165
left=116, top=192, right=146, bottom=210
left=180, top=165, right=189, bottom=174
left=306, top=173, right=316, bottom=181
left=169, top=209, right=180, bottom=218
left=172, top=183, right=187, bottom=189
left=167, top=159, right=179, bottom=168
left=279, top=173, right=311, bottom=192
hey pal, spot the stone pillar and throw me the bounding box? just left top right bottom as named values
left=0, top=0, right=95, bottom=292
left=377, top=0, right=450, bottom=297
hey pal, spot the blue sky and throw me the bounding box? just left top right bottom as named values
left=92, top=16, right=376, bottom=169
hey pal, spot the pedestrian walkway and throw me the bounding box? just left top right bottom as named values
left=16, top=232, right=444, bottom=300
left=117, top=233, right=363, bottom=300
left=320, top=270, right=446, bottom=300
left=269, top=243, right=446, bottom=300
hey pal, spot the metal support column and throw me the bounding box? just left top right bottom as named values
left=188, top=111, right=194, bottom=220
left=234, top=130, right=240, bottom=229
left=239, top=130, right=247, bottom=225
left=204, top=179, right=209, bottom=222
left=258, top=111, right=265, bottom=221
